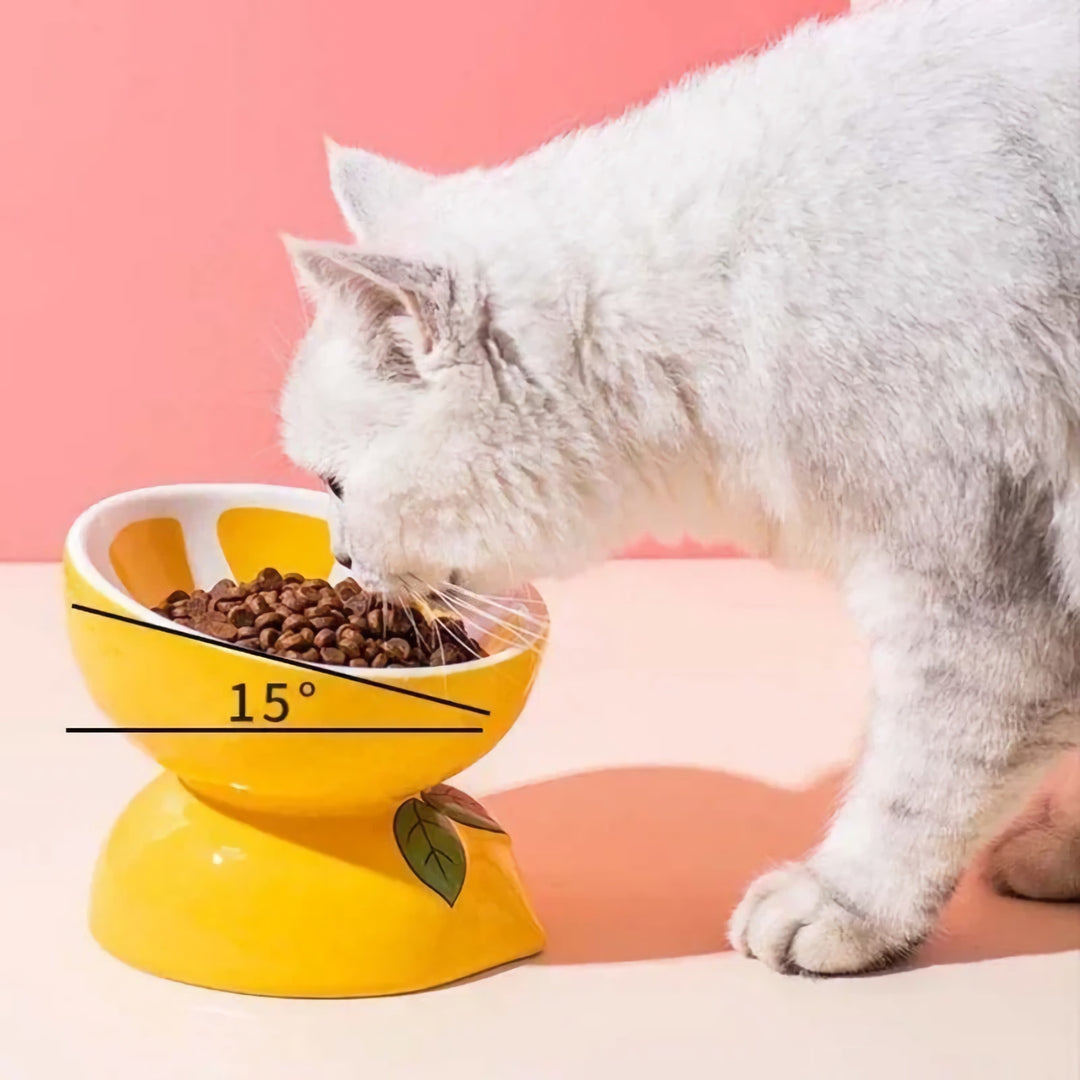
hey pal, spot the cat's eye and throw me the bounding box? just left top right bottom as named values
left=324, top=476, right=344, bottom=499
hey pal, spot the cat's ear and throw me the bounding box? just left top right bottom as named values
left=283, top=237, right=451, bottom=357
left=283, top=236, right=365, bottom=296
left=324, top=138, right=431, bottom=239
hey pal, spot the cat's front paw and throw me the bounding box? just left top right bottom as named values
left=728, top=863, right=918, bottom=975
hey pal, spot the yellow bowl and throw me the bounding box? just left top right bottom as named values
left=64, top=483, right=548, bottom=996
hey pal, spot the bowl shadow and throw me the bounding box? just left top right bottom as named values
left=483, top=765, right=1080, bottom=968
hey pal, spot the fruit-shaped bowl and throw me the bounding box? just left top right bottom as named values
left=64, top=483, right=547, bottom=997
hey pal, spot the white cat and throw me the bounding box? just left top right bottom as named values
left=280, top=0, right=1080, bottom=974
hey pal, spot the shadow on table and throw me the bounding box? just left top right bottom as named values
left=484, top=765, right=1080, bottom=968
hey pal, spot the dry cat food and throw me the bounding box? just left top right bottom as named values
left=151, top=568, right=486, bottom=668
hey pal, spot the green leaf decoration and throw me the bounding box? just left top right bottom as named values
left=393, top=798, right=466, bottom=906
left=422, top=783, right=505, bottom=834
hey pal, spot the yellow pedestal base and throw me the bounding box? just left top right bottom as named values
left=90, top=773, right=544, bottom=997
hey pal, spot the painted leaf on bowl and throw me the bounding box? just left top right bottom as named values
left=422, top=783, right=505, bottom=834
left=393, top=798, right=466, bottom=907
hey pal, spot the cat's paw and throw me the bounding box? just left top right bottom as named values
left=728, top=863, right=917, bottom=975
left=986, top=798, right=1080, bottom=902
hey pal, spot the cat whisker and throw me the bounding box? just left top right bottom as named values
left=444, top=585, right=548, bottom=630
left=405, top=575, right=540, bottom=655
left=403, top=582, right=488, bottom=660
left=430, top=588, right=539, bottom=652
left=443, top=581, right=547, bottom=617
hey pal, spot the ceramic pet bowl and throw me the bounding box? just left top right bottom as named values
left=64, top=483, right=548, bottom=997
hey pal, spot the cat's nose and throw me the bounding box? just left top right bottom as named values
left=335, top=552, right=352, bottom=569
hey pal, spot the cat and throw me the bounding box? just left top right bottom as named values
left=279, top=0, right=1080, bottom=974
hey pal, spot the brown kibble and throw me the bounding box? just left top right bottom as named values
left=382, top=637, right=411, bottom=663
left=202, top=619, right=239, bottom=643
left=277, top=631, right=307, bottom=651
left=386, top=608, right=414, bottom=636
left=228, top=606, right=255, bottom=628
left=418, top=618, right=468, bottom=654
left=336, top=628, right=363, bottom=658
left=429, top=643, right=468, bottom=667
left=438, top=617, right=468, bottom=639
left=344, top=592, right=372, bottom=616
left=280, top=590, right=307, bottom=613
left=152, top=572, right=486, bottom=669
left=336, top=578, right=361, bottom=599
left=246, top=593, right=271, bottom=617
left=465, top=638, right=487, bottom=658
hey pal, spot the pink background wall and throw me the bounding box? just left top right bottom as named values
left=1, top=0, right=844, bottom=560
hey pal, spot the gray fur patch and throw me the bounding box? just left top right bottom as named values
left=987, top=471, right=1060, bottom=605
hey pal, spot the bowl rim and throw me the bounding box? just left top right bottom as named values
left=64, top=482, right=548, bottom=679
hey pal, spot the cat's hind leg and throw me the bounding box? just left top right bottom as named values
left=985, top=749, right=1080, bottom=902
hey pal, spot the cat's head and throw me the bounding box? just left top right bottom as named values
left=279, top=143, right=614, bottom=599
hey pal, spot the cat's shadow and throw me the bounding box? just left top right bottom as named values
left=483, top=765, right=1080, bottom=968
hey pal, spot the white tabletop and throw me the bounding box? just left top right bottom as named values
left=3, top=560, right=1077, bottom=1079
